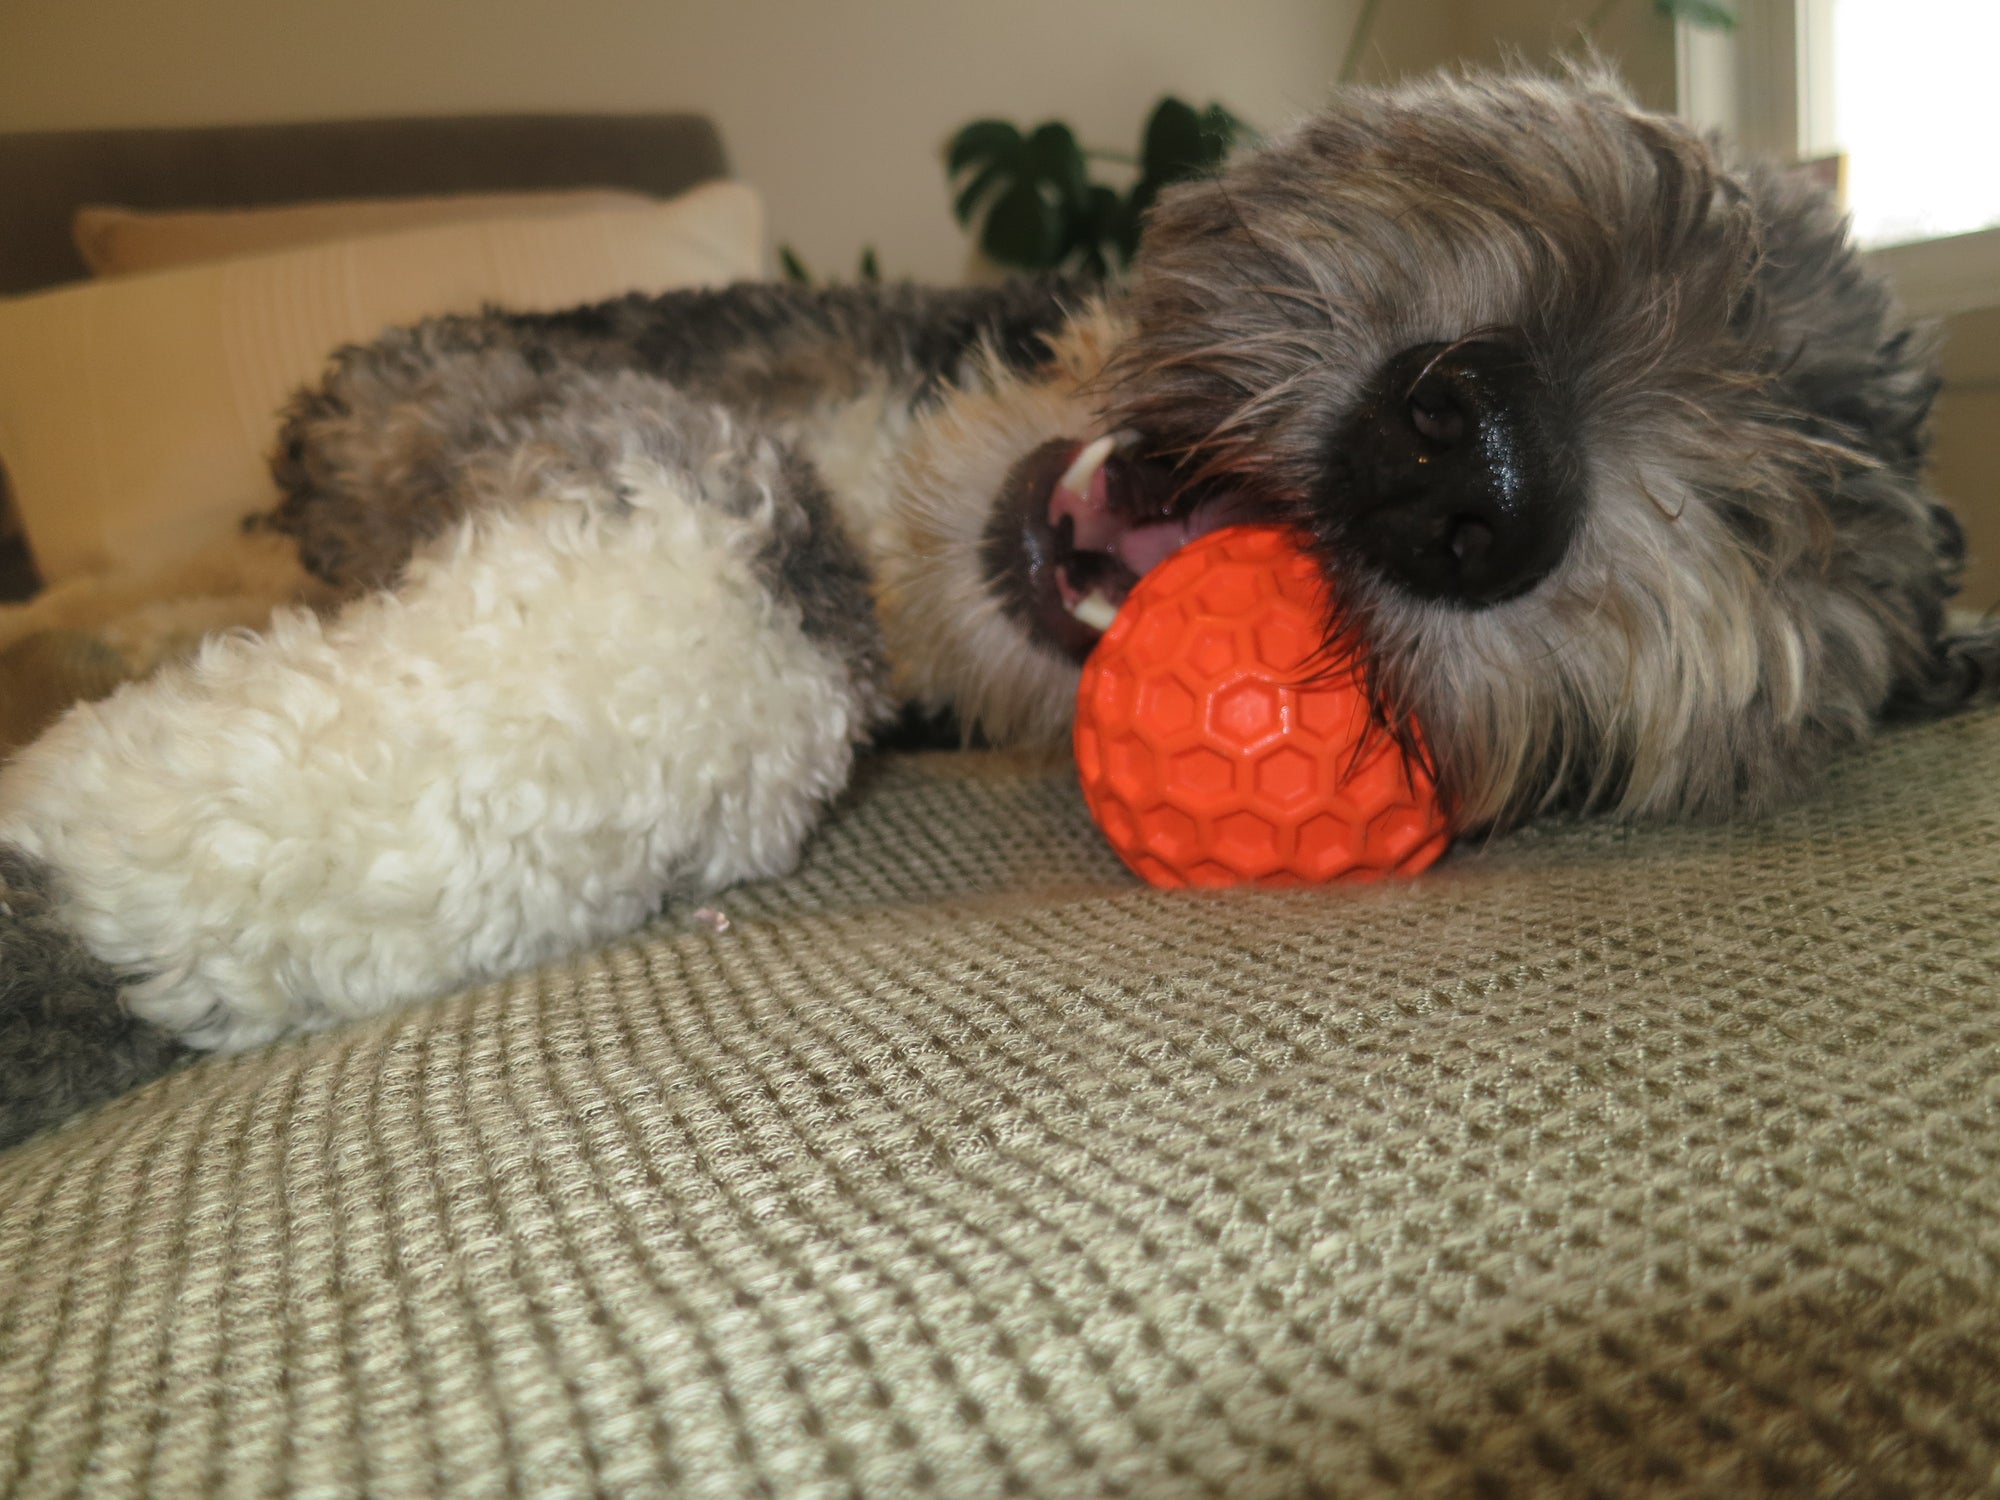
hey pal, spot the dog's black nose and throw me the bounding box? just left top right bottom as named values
left=1329, top=341, right=1582, bottom=606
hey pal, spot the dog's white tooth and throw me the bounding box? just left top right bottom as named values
left=1110, top=428, right=1143, bottom=451
left=1057, top=435, right=1117, bottom=499
left=1070, top=592, right=1119, bottom=632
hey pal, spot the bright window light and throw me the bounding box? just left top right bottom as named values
left=1833, top=0, right=2000, bottom=247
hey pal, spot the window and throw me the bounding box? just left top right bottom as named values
left=1677, top=0, right=2000, bottom=315
left=1814, top=0, right=2000, bottom=248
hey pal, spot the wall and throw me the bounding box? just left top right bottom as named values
left=1353, top=0, right=1677, bottom=109
left=0, top=0, right=1362, bottom=285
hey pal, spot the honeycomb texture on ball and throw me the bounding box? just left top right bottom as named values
left=1074, top=526, right=1451, bottom=888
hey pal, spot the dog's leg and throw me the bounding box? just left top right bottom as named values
left=0, top=386, right=890, bottom=1147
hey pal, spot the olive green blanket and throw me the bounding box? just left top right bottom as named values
left=3, top=711, right=1997, bottom=1497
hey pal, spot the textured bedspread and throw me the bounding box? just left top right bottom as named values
left=2, top=711, right=1997, bottom=1497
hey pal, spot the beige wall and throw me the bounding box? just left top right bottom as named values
left=0, top=0, right=1690, bottom=282
left=0, top=0, right=1363, bottom=285
left=1354, top=0, right=1677, bottom=109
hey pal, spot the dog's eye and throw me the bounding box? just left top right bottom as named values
left=1408, top=386, right=1465, bottom=447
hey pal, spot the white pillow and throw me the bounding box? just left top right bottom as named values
left=73, top=188, right=662, bottom=276
left=0, top=181, right=765, bottom=584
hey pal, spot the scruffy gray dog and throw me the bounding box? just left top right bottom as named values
left=1, top=69, right=1994, bottom=1149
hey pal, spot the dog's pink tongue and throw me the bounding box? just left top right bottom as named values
left=1114, top=518, right=1192, bottom=576
left=1116, top=494, right=1264, bottom=575
left=1050, top=437, right=1257, bottom=580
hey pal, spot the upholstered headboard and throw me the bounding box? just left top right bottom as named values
left=0, top=111, right=730, bottom=296
left=0, top=112, right=731, bottom=598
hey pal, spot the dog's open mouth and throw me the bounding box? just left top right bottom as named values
left=980, top=434, right=1256, bottom=662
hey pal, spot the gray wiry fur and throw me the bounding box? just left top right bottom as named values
left=0, top=849, right=187, bottom=1146
left=257, top=281, right=1079, bottom=595
left=3, top=68, right=1996, bottom=1149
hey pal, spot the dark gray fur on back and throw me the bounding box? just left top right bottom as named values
left=0, top=848, right=186, bottom=1148
left=260, top=280, right=1078, bottom=594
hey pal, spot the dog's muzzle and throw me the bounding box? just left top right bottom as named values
left=982, top=436, right=1256, bottom=663
left=1327, top=340, right=1583, bottom=607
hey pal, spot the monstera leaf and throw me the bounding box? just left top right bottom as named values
left=948, top=96, right=1251, bottom=275
left=949, top=120, right=1091, bottom=269
left=1122, top=98, right=1247, bottom=254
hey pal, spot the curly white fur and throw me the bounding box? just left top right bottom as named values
left=0, top=452, right=871, bottom=1050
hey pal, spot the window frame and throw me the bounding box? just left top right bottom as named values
left=1674, top=0, right=2000, bottom=318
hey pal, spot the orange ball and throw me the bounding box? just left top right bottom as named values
left=1073, top=525, right=1451, bottom=888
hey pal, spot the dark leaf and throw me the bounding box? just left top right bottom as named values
left=953, top=158, right=1010, bottom=225
left=778, top=245, right=812, bottom=285
left=1140, top=96, right=1208, bottom=184
left=981, top=179, right=1063, bottom=269
left=1023, top=121, right=1090, bottom=211
left=945, top=97, right=1250, bottom=273
left=1112, top=192, right=1144, bottom=261
left=858, top=247, right=880, bottom=282
left=1197, top=102, right=1254, bottom=158
left=946, top=118, right=1022, bottom=174
left=1124, top=97, right=1248, bottom=250
left=1072, top=183, right=1128, bottom=270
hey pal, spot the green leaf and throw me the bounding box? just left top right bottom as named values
left=981, top=178, right=1063, bottom=270
left=778, top=245, right=811, bottom=285
left=952, top=158, right=1010, bottom=225
left=1140, top=96, right=1208, bottom=185
left=1023, top=121, right=1090, bottom=212
left=944, top=97, right=1251, bottom=275
left=1197, top=102, right=1254, bottom=158
left=1655, top=0, right=1735, bottom=28
left=1112, top=192, right=1144, bottom=262
left=858, top=247, right=880, bottom=282
left=1123, top=97, right=1251, bottom=254
left=1071, top=183, right=1129, bottom=269
left=946, top=119, right=1022, bottom=174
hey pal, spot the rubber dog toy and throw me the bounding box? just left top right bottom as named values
left=1074, top=525, right=1451, bottom=887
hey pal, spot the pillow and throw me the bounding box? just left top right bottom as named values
left=0, top=181, right=764, bottom=584
left=74, top=188, right=660, bottom=276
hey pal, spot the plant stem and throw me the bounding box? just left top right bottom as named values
left=1338, top=0, right=1385, bottom=84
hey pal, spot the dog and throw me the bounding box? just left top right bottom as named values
left=1, top=68, right=1994, bottom=1150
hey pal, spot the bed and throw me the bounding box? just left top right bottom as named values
left=1, top=114, right=1998, bottom=1499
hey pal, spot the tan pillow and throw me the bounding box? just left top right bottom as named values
left=74, top=188, right=659, bottom=276
left=0, top=181, right=765, bottom=584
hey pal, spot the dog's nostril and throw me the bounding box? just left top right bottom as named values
left=1449, top=517, right=1493, bottom=564
left=1407, top=383, right=1464, bottom=447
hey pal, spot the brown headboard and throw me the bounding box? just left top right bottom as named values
left=0, top=112, right=729, bottom=295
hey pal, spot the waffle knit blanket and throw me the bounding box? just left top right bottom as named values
left=3, top=710, right=1998, bottom=1497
